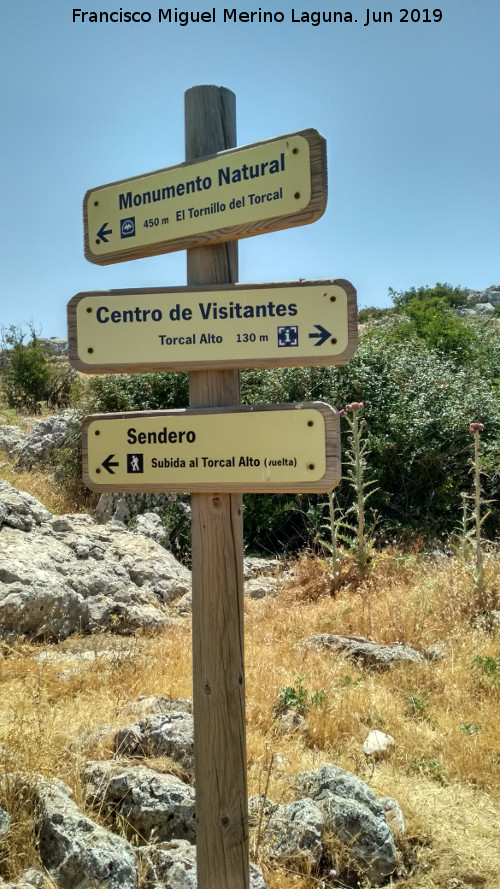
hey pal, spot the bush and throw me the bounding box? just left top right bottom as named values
left=0, top=324, right=76, bottom=412
left=389, top=282, right=470, bottom=309
left=86, top=371, right=189, bottom=413
left=328, top=333, right=500, bottom=539
left=1, top=325, right=52, bottom=413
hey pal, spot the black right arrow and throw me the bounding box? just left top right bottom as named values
left=96, top=222, right=112, bottom=243
left=102, top=454, right=119, bottom=474
left=309, top=324, right=332, bottom=347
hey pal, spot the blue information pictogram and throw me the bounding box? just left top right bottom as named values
left=120, top=217, right=136, bottom=239
left=277, top=326, right=299, bottom=347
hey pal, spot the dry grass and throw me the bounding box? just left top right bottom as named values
left=1, top=437, right=500, bottom=886
left=0, top=552, right=499, bottom=887
left=0, top=423, right=98, bottom=515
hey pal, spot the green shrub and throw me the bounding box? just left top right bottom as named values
left=0, top=325, right=77, bottom=413
left=1, top=325, right=52, bottom=413
left=389, top=282, right=469, bottom=309
left=86, top=371, right=189, bottom=413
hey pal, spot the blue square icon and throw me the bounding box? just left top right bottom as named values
left=120, top=217, right=136, bottom=238
left=277, top=326, right=299, bottom=347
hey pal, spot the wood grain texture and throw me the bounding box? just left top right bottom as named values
left=67, top=278, right=357, bottom=374
left=185, top=84, right=249, bottom=889
left=83, top=127, right=327, bottom=265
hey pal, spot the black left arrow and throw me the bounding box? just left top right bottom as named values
left=102, top=455, right=119, bottom=474
left=96, top=222, right=112, bottom=243
left=309, top=324, right=332, bottom=347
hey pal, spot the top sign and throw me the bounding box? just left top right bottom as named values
left=83, top=129, right=327, bottom=264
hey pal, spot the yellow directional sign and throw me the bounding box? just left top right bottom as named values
left=83, top=130, right=326, bottom=264
left=68, top=280, right=357, bottom=373
left=82, top=403, right=340, bottom=494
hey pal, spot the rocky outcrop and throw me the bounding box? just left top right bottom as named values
left=296, top=764, right=398, bottom=882
left=0, top=481, right=51, bottom=531
left=94, top=492, right=190, bottom=529
left=39, top=338, right=68, bottom=357
left=0, top=750, right=401, bottom=888
left=260, top=798, right=324, bottom=866
left=0, top=426, right=25, bottom=457
left=35, top=777, right=139, bottom=889
left=456, top=285, right=500, bottom=317
left=0, top=482, right=190, bottom=640
left=137, top=838, right=269, bottom=889
left=114, top=712, right=195, bottom=776
left=15, top=412, right=78, bottom=470
left=0, top=480, right=284, bottom=640
left=83, top=761, right=196, bottom=844
left=466, top=285, right=500, bottom=306
left=304, top=633, right=425, bottom=667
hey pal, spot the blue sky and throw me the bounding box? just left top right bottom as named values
left=1, top=0, right=499, bottom=337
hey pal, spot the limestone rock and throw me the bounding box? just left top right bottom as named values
left=83, top=760, right=196, bottom=843
left=273, top=709, right=308, bottom=735
left=465, top=285, right=500, bottom=309
left=362, top=730, right=395, bottom=758
left=130, top=512, right=169, bottom=546
left=15, top=870, right=47, bottom=889
left=114, top=712, right=195, bottom=775
left=296, top=764, right=397, bottom=883
left=244, top=576, right=278, bottom=600
left=120, top=695, right=192, bottom=719
left=0, top=485, right=191, bottom=639
left=138, top=839, right=269, bottom=889
left=94, top=492, right=190, bottom=528
left=262, top=797, right=323, bottom=866
left=0, top=426, right=25, bottom=456
left=304, top=633, right=425, bottom=667
left=34, top=777, right=138, bottom=889
left=39, top=337, right=68, bottom=357
left=0, top=481, right=51, bottom=531
left=15, top=411, right=78, bottom=470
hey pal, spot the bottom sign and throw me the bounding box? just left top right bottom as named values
left=82, top=402, right=340, bottom=494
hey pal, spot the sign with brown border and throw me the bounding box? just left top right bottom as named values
left=83, top=129, right=327, bottom=264
left=82, top=402, right=340, bottom=494
left=68, top=279, right=356, bottom=373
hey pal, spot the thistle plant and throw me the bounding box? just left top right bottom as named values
left=321, top=402, right=379, bottom=578
left=467, top=422, right=491, bottom=610
left=318, top=488, right=345, bottom=586
left=455, top=491, right=473, bottom=562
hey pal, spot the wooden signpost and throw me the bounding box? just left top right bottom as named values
left=83, top=128, right=327, bottom=264
left=68, top=279, right=357, bottom=372
left=74, top=84, right=354, bottom=889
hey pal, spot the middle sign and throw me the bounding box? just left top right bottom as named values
left=68, top=279, right=357, bottom=373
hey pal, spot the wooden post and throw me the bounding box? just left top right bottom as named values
left=185, top=86, right=249, bottom=889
